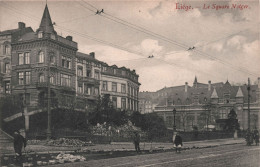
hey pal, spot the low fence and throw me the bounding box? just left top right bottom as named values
left=26, top=129, right=246, bottom=144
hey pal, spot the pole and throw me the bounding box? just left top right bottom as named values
left=47, top=51, right=51, bottom=140
left=247, top=78, right=250, bottom=131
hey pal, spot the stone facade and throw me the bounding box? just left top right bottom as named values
left=140, top=77, right=260, bottom=131
left=0, top=4, right=140, bottom=129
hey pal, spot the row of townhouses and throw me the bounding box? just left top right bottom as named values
left=139, top=77, right=260, bottom=131
left=0, top=4, right=140, bottom=129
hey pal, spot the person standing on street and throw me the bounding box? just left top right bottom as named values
left=133, top=131, right=141, bottom=153
left=253, top=129, right=259, bottom=146
left=13, top=130, right=27, bottom=159
left=173, top=132, right=183, bottom=153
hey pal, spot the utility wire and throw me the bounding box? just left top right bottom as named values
left=1, top=2, right=257, bottom=78
left=79, top=1, right=258, bottom=77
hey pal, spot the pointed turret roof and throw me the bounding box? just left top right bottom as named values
left=37, top=4, right=56, bottom=34
left=194, top=76, right=197, bottom=84
left=236, top=86, right=244, bottom=97
left=211, top=87, right=218, bottom=98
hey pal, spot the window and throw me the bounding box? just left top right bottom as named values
left=4, top=63, right=10, bottom=74
left=94, top=71, right=99, bottom=80
left=4, top=45, right=11, bottom=55
left=62, top=56, right=66, bottom=67
left=39, top=51, right=44, bottom=63
left=50, top=53, right=55, bottom=64
left=94, top=87, right=99, bottom=95
left=50, top=76, right=55, bottom=84
left=112, top=82, right=117, bottom=92
left=121, top=84, right=126, bottom=93
left=121, top=98, right=126, bottom=109
left=38, top=31, right=43, bottom=38
left=24, top=53, right=30, bottom=64
left=102, top=81, right=107, bottom=91
left=18, top=72, right=24, bottom=85
left=39, top=73, right=44, bottom=83
left=77, top=66, right=83, bottom=76
left=61, top=74, right=71, bottom=86
left=67, top=57, right=71, bottom=69
left=113, top=69, right=116, bottom=74
left=25, top=72, right=31, bottom=84
left=19, top=53, right=24, bottom=65
left=78, top=82, right=83, bottom=94
left=122, top=71, right=126, bottom=76
left=5, top=81, right=10, bottom=94
left=112, top=97, right=117, bottom=108
left=86, top=69, right=91, bottom=77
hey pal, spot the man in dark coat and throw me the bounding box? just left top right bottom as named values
left=174, top=132, right=183, bottom=153
left=133, top=132, right=141, bottom=153
left=13, top=130, right=26, bottom=158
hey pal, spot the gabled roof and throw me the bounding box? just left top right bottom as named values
left=37, top=4, right=56, bottom=34
left=211, top=88, right=218, bottom=98
left=236, top=87, right=244, bottom=97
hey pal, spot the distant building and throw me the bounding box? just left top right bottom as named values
left=139, top=77, right=260, bottom=131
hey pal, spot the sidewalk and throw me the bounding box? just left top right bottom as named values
left=1, top=138, right=245, bottom=156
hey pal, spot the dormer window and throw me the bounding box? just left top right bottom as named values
left=51, top=34, right=56, bottom=40
left=38, top=31, right=43, bottom=38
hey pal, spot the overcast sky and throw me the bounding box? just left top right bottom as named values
left=0, top=0, right=259, bottom=91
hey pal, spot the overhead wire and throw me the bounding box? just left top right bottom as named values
left=80, top=0, right=258, bottom=77
left=1, top=2, right=257, bottom=79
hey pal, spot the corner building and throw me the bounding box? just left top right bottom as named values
left=0, top=4, right=140, bottom=130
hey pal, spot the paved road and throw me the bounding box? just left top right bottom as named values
left=53, top=144, right=260, bottom=167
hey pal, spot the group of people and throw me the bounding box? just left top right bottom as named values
left=133, top=131, right=183, bottom=153
left=245, top=128, right=259, bottom=146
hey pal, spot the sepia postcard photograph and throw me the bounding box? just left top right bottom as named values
left=0, top=0, right=259, bottom=166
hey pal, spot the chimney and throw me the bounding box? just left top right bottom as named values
left=18, top=22, right=25, bottom=29
left=89, top=52, right=95, bottom=58
left=66, top=36, right=72, bottom=41
left=185, top=82, right=188, bottom=92
left=208, top=80, right=211, bottom=91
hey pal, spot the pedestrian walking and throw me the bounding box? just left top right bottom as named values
left=245, top=129, right=253, bottom=146
left=253, top=129, right=259, bottom=146
left=173, top=132, right=183, bottom=153
left=13, top=130, right=27, bottom=160
left=133, top=131, right=141, bottom=153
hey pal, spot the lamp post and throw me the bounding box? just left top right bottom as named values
left=172, top=108, right=176, bottom=131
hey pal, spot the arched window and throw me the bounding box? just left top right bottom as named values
left=4, top=45, right=11, bottom=55
left=39, top=51, right=44, bottom=63
left=39, top=73, right=44, bottom=83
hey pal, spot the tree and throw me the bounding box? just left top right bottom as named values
left=224, top=109, right=240, bottom=132
left=89, top=95, right=128, bottom=126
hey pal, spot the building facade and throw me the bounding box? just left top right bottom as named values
left=0, top=4, right=140, bottom=130
left=140, top=77, right=260, bottom=131
left=100, top=64, right=140, bottom=114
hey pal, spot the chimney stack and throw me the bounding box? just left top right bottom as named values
left=18, top=22, right=25, bottom=29
left=89, top=52, right=95, bottom=58
left=66, top=36, right=72, bottom=41
left=208, top=80, right=211, bottom=91
left=185, top=82, right=188, bottom=92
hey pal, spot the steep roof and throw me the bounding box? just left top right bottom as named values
left=236, top=86, right=244, bottom=97
left=37, top=4, right=56, bottom=34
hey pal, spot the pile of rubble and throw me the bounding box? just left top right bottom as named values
left=55, top=152, right=86, bottom=163
left=45, top=138, right=94, bottom=147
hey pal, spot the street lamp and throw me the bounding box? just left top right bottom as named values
left=172, top=108, right=177, bottom=131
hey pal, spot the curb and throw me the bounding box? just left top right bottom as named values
left=1, top=141, right=245, bottom=156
